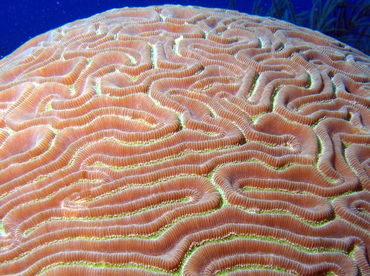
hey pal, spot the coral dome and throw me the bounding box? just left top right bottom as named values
left=0, top=5, right=369, bottom=275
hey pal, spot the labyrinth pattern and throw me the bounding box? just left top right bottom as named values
left=0, top=5, right=369, bottom=275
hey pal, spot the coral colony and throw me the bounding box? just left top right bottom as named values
left=0, top=5, right=369, bottom=275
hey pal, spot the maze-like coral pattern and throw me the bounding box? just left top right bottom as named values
left=0, top=5, right=369, bottom=275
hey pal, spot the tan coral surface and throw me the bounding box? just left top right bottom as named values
left=0, top=5, right=369, bottom=276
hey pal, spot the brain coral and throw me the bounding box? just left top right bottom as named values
left=0, top=5, right=369, bottom=276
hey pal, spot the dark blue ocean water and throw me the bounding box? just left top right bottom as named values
left=0, top=0, right=368, bottom=58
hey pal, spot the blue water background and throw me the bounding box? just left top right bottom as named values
left=0, top=0, right=366, bottom=58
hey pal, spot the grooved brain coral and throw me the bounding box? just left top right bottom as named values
left=0, top=4, right=369, bottom=276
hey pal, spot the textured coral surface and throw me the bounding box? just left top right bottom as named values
left=0, top=5, right=369, bottom=275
